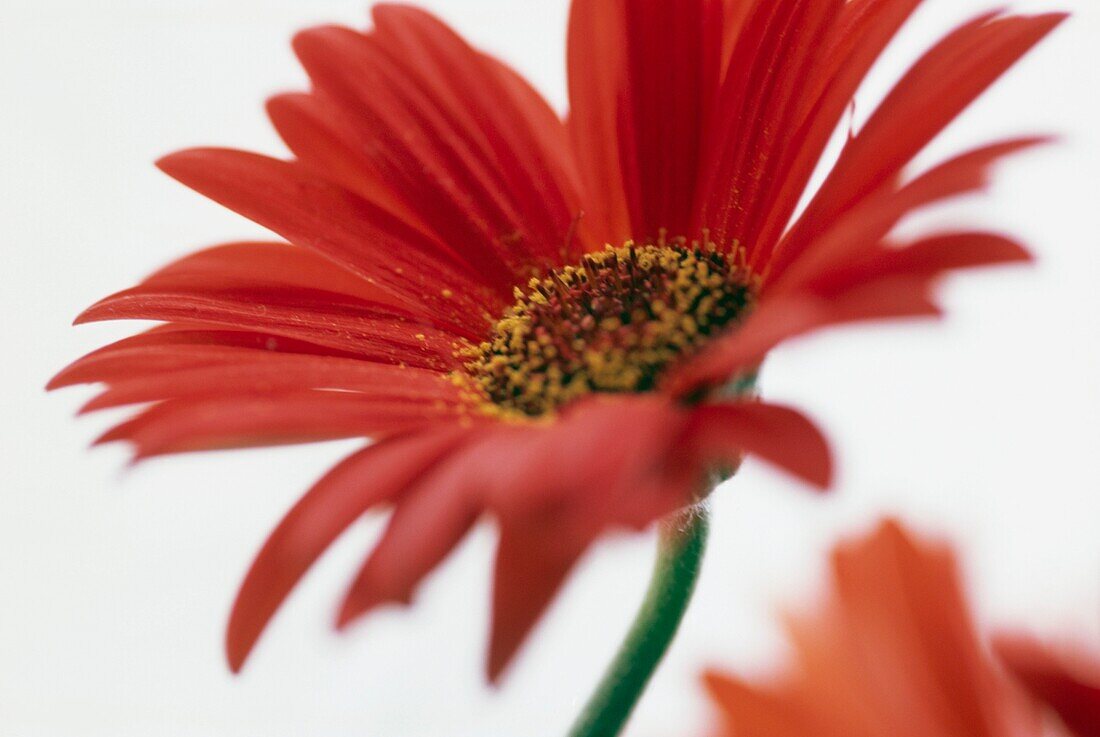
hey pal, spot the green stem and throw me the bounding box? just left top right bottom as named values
left=566, top=503, right=711, bottom=737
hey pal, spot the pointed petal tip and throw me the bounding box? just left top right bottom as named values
left=811, top=452, right=836, bottom=492
left=800, top=442, right=834, bottom=492
left=333, top=597, right=368, bottom=632
left=701, top=668, right=733, bottom=695
left=45, top=370, right=69, bottom=392
left=76, top=398, right=101, bottom=416
left=72, top=305, right=101, bottom=326
left=225, top=638, right=249, bottom=676
left=264, top=92, right=308, bottom=123
left=485, top=646, right=511, bottom=687
left=225, top=596, right=267, bottom=676
left=334, top=582, right=414, bottom=632
left=91, top=426, right=125, bottom=448
left=155, top=147, right=215, bottom=178
left=290, top=24, right=354, bottom=61
left=1039, top=11, right=1071, bottom=28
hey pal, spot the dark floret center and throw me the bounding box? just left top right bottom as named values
left=459, top=241, right=756, bottom=417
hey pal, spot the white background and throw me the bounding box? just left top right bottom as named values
left=1, top=0, right=1097, bottom=734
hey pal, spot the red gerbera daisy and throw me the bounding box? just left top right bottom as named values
left=702, top=520, right=1100, bottom=737
left=52, top=0, right=1062, bottom=698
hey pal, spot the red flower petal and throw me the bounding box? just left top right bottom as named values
left=695, top=0, right=844, bottom=251
left=772, top=137, right=1048, bottom=288
left=156, top=147, right=498, bottom=309
left=371, top=5, right=583, bottom=262
left=95, top=392, right=465, bottom=459
left=667, top=275, right=941, bottom=397
left=995, top=636, right=1100, bottom=737
left=778, top=11, right=1065, bottom=275
left=621, top=0, right=717, bottom=238
left=334, top=431, right=494, bottom=628
left=704, top=520, right=1042, bottom=737
left=226, top=430, right=472, bottom=672
left=265, top=93, right=426, bottom=227
left=483, top=396, right=691, bottom=529
left=750, top=0, right=925, bottom=256
left=144, top=241, right=395, bottom=299
left=291, top=20, right=575, bottom=283
left=48, top=328, right=362, bottom=390
left=684, top=401, right=832, bottom=489
left=795, top=231, right=1032, bottom=298
left=77, top=283, right=462, bottom=368
left=77, top=358, right=457, bottom=414
left=566, top=0, right=636, bottom=246
left=487, top=522, right=588, bottom=683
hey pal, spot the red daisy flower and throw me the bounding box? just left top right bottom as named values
left=52, top=0, right=1063, bottom=686
left=702, top=520, right=1100, bottom=737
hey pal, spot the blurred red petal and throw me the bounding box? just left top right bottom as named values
left=704, top=520, right=1046, bottom=737
left=96, top=392, right=466, bottom=459
left=487, top=522, right=588, bottom=683
left=684, top=401, right=832, bottom=489
left=667, top=276, right=941, bottom=396
left=995, top=636, right=1100, bottom=737
left=78, top=359, right=456, bottom=413
left=227, top=430, right=471, bottom=672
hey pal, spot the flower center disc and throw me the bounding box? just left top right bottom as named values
left=462, top=242, right=755, bottom=417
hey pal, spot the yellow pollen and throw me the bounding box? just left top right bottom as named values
left=458, top=242, right=756, bottom=418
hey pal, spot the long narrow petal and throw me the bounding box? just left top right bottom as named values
left=703, top=671, right=807, bottom=736
left=567, top=0, right=726, bottom=242
left=487, top=523, right=588, bottom=683
left=95, top=392, right=467, bottom=459
left=370, top=5, right=583, bottom=264
left=683, top=401, right=832, bottom=488
left=144, top=241, right=389, bottom=299
left=750, top=0, right=926, bottom=256
left=770, top=137, right=1048, bottom=288
left=292, top=21, right=574, bottom=282
left=265, top=93, right=425, bottom=227
left=566, top=0, right=635, bottom=246
left=77, top=285, right=462, bottom=368
left=791, top=231, right=1032, bottom=297
left=226, top=430, right=471, bottom=672
left=124, top=240, right=485, bottom=338
left=78, top=358, right=457, bottom=413
left=777, top=12, right=1065, bottom=274
left=695, top=0, right=844, bottom=251
left=666, top=277, right=941, bottom=396
left=48, top=329, right=362, bottom=390
left=157, top=148, right=500, bottom=311
left=334, top=431, right=501, bottom=628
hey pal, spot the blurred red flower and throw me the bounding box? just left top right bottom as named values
left=53, top=1, right=1062, bottom=680
left=704, top=520, right=1100, bottom=737
left=996, top=636, right=1100, bottom=737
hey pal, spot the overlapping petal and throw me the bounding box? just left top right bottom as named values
left=771, top=11, right=1065, bottom=276
left=995, top=636, right=1100, bottom=737
left=667, top=137, right=1046, bottom=395
left=227, top=429, right=474, bottom=672
left=224, top=394, right=830, bottom=678
left=703, top=521, right=1046, bottom=737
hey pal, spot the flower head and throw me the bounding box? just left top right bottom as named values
left=703, top=520, right=1100, bottom=737
left=52, top=1, right=1063, bottom=681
